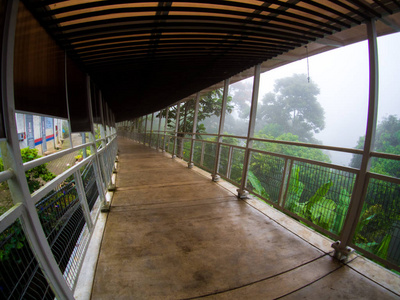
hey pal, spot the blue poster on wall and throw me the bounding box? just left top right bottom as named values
left=26, top=115, right=35, bottom=149
left=45, top=117, right=53, bottom=129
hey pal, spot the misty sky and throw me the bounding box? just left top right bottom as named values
left=257, top=31, right=400, bottom=166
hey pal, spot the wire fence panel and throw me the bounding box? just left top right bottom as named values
left=0, top=219, right=55, bottom=300
left=81, top=162, right=99, bottom=212
left=203, top=142, right=216, bottom=172
left=218, top=145, right=229, bottom=177
left=247, top=152, right=285, bottom=204
left=352, top=178, right=400, bottom=269
left=182, top=138, right=191, bottom=162
left=36, top=179, right=89, bottom=290
left=229, top=148, right=245, bottom=185
left=284, top=161, right=356, bottom=237
left=192, top=140, right=202, bottom=165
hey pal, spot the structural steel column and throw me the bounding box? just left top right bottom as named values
left=172, top=102, right=181, bottom=158
left=333, top=19, right=379, bottom=260
left=237, top=64, right=261, bottom=198
left=87, top=76, right=107, bottom=211
left=0, top=1, right=74, bottom=298
left=188, top=93, right=200, bottom=168
left=212, top=79, right=230, bottom=181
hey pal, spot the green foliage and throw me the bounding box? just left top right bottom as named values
left=20, top=148, right=56, bottom=193
left=247, top=170, right=269, bottom=199
left=331, top=189, right=351, bottom=234
left=163, top=88, right=233, bottom=135
left=0, top=222, right=25, bottom=262
left=350, top=115, right=400, bottom=178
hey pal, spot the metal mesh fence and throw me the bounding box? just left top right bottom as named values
left=182, top=138, right=191, bottom=162
left=229, top=148, right=245, bottom=185
left=352, top=178, right=400, bottom=268
left=203, top=142, right=216, bottom=172
left=0, top=219, right=55, bottom=300
left=218, top=145, right=229, bottom=177
left=36, top=180, right=88, bottom=289
left=284, top=161, right=356, bottom=236
left=247, top=152, right=285, bottom=203
left=81, top=162, right=99, bottom=212
left=192, top=140, right=202, bottom=165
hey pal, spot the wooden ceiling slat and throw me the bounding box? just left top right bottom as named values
left=42, top=6, right=330, bottom=35
left=20, top=0, right=400, bottom=120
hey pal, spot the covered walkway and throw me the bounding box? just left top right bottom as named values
left=91, top=138, right=398, bottom=299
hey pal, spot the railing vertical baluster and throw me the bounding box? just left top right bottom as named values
left=74, top=170, right=93, bottom=231
left=188, top=93, right=200, bottom=168
left=212, top=79, right=229, bottom=182
left=227, top=146, right=233, bottom=179
left=200, top=141, right=205, bottom=167
left=149, top=112, right=154, bottom=148
left=280, top=159, right=293, bottom=208
left=172, top=102, right=181, bottom=159
left=157, top=110, right=162, bottom=150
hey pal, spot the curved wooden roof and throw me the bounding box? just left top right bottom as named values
left=23, top=0, right=400, bottom=121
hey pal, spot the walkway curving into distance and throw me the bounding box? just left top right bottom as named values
left=91, top=138, right=399, bottom=299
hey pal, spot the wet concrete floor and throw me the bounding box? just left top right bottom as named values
left=91, top=138, right=399, bottom=299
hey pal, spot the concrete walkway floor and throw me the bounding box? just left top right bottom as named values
left=91, top=138, right=400, bottom=300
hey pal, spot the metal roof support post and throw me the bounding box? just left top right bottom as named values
left=212, top=78, right=229, bottom=181
left=82, top=133, right=87, bottom=158
left=188, top=93, right=200, bottom=168
left=157, top=110, right=162, bottom=150
left=149, top=112, right=154, bottom=148
left=332, top=19, right=379, bottom=261
left=163, top=107, right=169, bottom=152
left=87, top=77, right=108, bottom=212
left=0, top=1, right=74, bottom=298
left=172, top=102, right=181, bottom=159
left=237, top=64, right=261, bottom=198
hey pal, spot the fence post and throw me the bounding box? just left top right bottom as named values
left=172, top=102, right=181, bottom=158
left=212, top=79, right=229, bottom=181
left=149, top=112, right=154, bottom=148
left=237, top=64, right=261, bottom=198
left=333, top=19, right=379, bottom=260
left=157, top=110, right=162, bottom=150
left=188, top=93, right=200, bottom=168
left=74, top=170, right=94, bottom=231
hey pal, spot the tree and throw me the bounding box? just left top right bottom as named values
left=161, top=88, right=233, bottom=157
left=257, top=74, right=325, bottom=143
left=350, top=115, right=400, bottom=178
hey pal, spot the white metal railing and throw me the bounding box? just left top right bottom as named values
left=0, top=131, right=117, bottom=299
left=117, top=26, right=400, bottom=273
